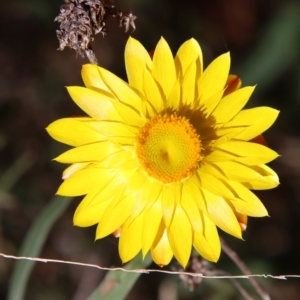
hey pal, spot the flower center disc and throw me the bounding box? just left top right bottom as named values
left=136, top=114, right=202, bottom=183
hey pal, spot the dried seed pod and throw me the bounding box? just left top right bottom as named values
left=55, top=0, right=137, bottom=64
left=178, top=256, right=206, bottom=291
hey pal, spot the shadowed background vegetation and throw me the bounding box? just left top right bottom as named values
left=1, top=0, right=300, bottom=299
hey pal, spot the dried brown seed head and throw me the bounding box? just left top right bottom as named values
left=55, top=0, right=137, bottom=64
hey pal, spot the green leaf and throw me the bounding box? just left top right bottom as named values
left=0, top=151, right=36, bottom=193
left=7, top=196, right=71, bottom=300
left=87, top=254, right=153, bottom=300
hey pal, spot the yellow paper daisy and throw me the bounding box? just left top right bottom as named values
left=46, top=37, right=279, bottom=267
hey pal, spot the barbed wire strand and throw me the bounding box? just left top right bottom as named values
left=1, top=252, right=300, bottom=280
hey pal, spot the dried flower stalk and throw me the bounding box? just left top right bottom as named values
left=55, top=0, right=137, bottom=64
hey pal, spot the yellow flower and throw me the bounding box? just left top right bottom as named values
left=46, top=37, right=279, bottom=267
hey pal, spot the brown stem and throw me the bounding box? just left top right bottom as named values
left=207, top=269, right=254, bottom=300
left=85, top=48, right=98, bottom=65
left=221, top=237, right=271, bottom=300
left=229, top=276, right=255, bottom=300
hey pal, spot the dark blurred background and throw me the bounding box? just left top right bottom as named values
left=1, top=0, right=300, bottom=299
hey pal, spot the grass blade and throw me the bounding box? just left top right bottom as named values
left=7, top=196, right=71, bottom=300
left=87, top=254, right=152, bottom=300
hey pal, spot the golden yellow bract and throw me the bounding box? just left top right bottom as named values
left=46, top=36, right=279, bottom=268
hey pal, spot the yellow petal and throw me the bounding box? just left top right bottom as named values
left=125, top=170, right=148, bottom=194
left=73, top=191, right=113, bottom=227
left=235, top=108, right=280, bottom=140
left=91, top=137, right=135, bottom=147
left=213, top=87, right=255, bottom=123
left=125, top=37, right=153, bottom=94
left=62, top=164, right=135, bottom=196
left=152, top=37, right=177, bottom=99
left=84, top=120, right=138, bottom=137
left=142, top=98, right=156, bottom=119
left=199, top=90, right=223, bottom=117
left=181, top=62, right=197, bottom=106
left=151, top=223, right=173, bottom=267
left=46, top=118, right=102, bottom=147
left=245, top=179, right=278, bottom=190
left=112, top=100, right=145, bottom=127
left=144, top=180, right=163, bottom=210
left=202, top=189, right=242, bottom=238
left=96, top=193, right=135, bottom=239
left=183, top=178, right=207, bottom=214
left=54, top=141, right=122, bottom=163
left=181, top=186, right=202, bottom=231
left=193, top=212, right=221, bottom=262
left=143, top=68, right=164, bottom=114
left=175, top=38, right=203, bottom=79
left=216, top=141, right=279, bottom=165
left=161, top=184, right=179, bottom=227
left=204, top=149, right=237, bottom=163
left=226, top=181, right=268, bottom=217
left=131, top=179, right=162, bottom=220
left=67, top=87, right=123, bottom=121
left=202, top=160, right=266, bottom=183
left=197, top=171, right=235, bottom=199
left=224, top=107, right=279, bottom=141
left=232, top=155, right=276, bottom=166
left=211, top=161, right=265, bottom=182
left=224, top=107, right=277, bottom=126
left=209, top=139, right=276, bottom=166
left=166, top=78, right=181, bottom=109
left=54, top=146, right=132, bottom=170
left=76, top=169, right=135, bottom=209
left=90, top=150, right=134, bottom=169
left=199, top=162, right=225, bottom=178
left=81, top=64, right=110, bottom=92
left=243, top=164, right=279, bottom=190
left=213, top=128, right=246, bottom=148
left=57, top=166, right=116, bottom=196
left=98, top=66, right=143, bottom=112
left=99, top=174, right=133, bottom=203
left=168, top=205, right=192, bottom=267
left=115, top=158, right=139, bottom=171
left=62, top=163, right=90, bottom=179
left=198, top=53, right=230, bottom=103
left=119, top=213, right=143, bottom=263
left=142, top=201, right=163, bottom=257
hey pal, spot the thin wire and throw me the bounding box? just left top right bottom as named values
left=1, top=252, right=299, bottom=280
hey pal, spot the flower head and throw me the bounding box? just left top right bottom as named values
left=47, top=37, right=279, bottom=267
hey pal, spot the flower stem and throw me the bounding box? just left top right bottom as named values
left=221, top=237, right=271, bottom=300
left=85, top=48, right=98, bottom=65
